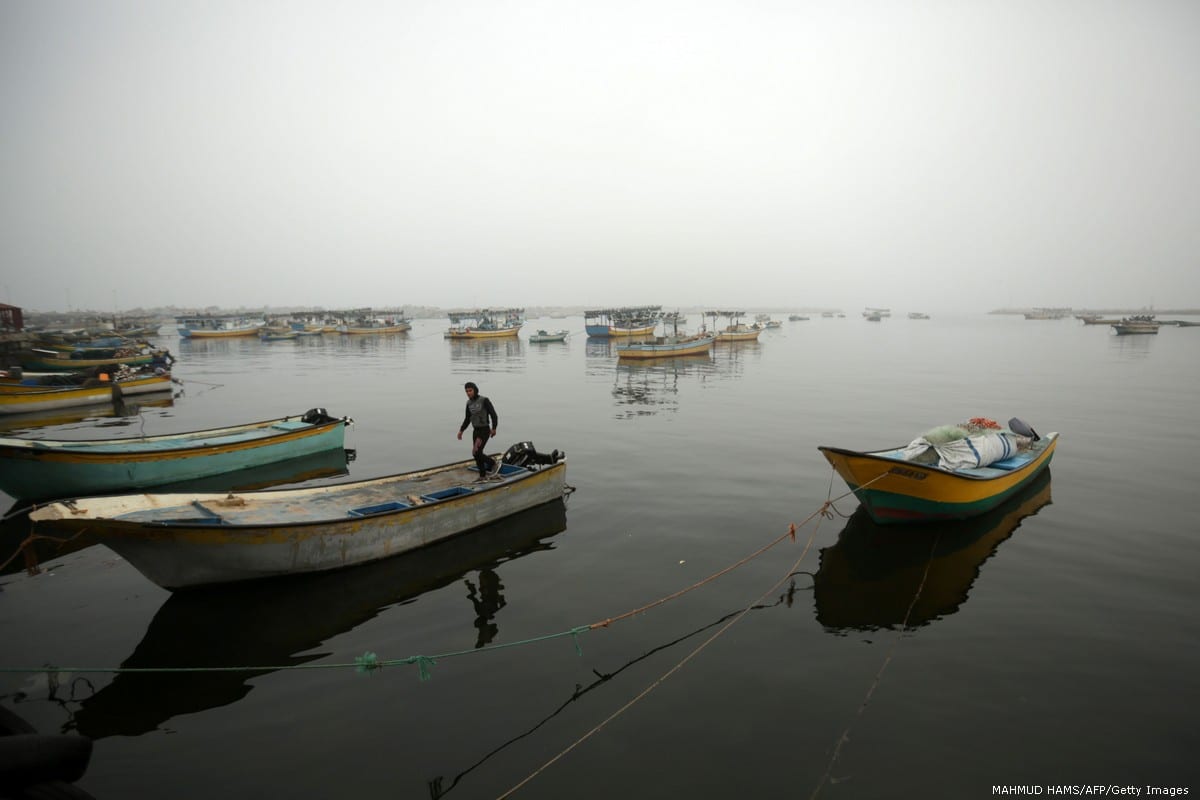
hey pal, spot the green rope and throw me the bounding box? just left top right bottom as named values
left=0, top=626, right=592, bottom=682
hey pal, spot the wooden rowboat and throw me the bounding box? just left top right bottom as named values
left=29, top=453, right=568, bottom=589
left=819, top=424, right=1058, bottom=525
left=616, top=313, right=715, bottom=359
left=0, top=373, right=173, bottom=415
left=0, top=410, right=349, bottom=500
left=529, top=329, right=569, bottom=343
left=616, top=334, right=715, bottom=359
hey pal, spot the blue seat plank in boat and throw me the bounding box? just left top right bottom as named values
left=420, top=486, right=476, bottom=502
left=988, top=452, right=1036, bottom=470
left=347, top=501, right=412, bottom=517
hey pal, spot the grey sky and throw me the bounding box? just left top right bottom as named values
left=3, top=0, right=1198, bottom=313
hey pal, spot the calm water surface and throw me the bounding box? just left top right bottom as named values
left=2, top=313, right=1199, bottom=799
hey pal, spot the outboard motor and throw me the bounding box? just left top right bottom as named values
left=1008, top=417, right=1040, bottom=441
left=502, top=442, right=563, bottom=467
left=502, top=441, right=537, bottom=467
left=301, top=408, right=334, bottom=424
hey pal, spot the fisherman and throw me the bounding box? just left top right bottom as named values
left=457, top=381, right=499, bottom=481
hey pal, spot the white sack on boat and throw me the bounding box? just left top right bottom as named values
left=902, top=432, right=1022, bottom=470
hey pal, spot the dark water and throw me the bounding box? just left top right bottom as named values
left=2, top=314, right=1198, bottom=799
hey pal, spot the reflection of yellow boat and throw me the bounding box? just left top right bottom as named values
left=813, top=469, right=1052, bottom=632
left=64, top=499, right=567, bottom=739
left=0, top=396, right=175, bottom=434
left=819, top=427, right=1058, bottom=524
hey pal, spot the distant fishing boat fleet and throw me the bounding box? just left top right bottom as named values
left=4, top=298, right=1194, bottom=593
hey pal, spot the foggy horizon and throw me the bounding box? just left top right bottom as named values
left=4, top=1, right=1198, bottom=315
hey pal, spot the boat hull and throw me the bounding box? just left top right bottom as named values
left=716, top=329, right=761, bottom=341
left=444, top=326, right=521, bottom=339
left=0, top=414, right=347, bottom=500
left=608, top=324, right=657, bottom=337
left=1111, top=324, right=1158, bottom=335
left=818, top=433, right=1058, bottom=525
left=0, top=375, right=172, bottom=415
left=616, top=336, right=715, bottom=359
left=337, top=324, right=411, bottom=334
left=21, top=353, right=156, bottom=371
left=177, top=327, right=262, bottom=338
left=30, top=459, right=567, bottom=589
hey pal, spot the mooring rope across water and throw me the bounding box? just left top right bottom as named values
left=807, top=528, right=941, bottom=800
left=0, top=482, right=867, bottom=680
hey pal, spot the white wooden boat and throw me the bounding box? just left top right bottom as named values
left=1110, top=315, right=1159, bottom=335
left=30, top=452, right=568, bottom=589
left=616, top=313, right=714, bottom=359
left=529, top=329, right=569, bottom=343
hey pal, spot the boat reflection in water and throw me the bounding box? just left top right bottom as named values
left=65, top=499, right=567, bottom=739
left=813, top=469, right=1052, bottom=633
left=610, top=355, right=714, bottom=418
left=0, top=395, right=175, bottom=436
left=1, top=448, right=354, bottom=577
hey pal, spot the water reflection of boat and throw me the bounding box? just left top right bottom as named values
left=65, top=499, right=567, bottom=739
left=812, top=469, right=1052, bottom=633
left=0, top=395, right=175, bottom=435
left=612, top=355, right=712, bottom=415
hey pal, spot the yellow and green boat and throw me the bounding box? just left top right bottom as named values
left=819, top=425, right=1058, bottom=525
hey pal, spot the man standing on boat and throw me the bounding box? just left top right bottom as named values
left=457, top=381, right=499, bottom=480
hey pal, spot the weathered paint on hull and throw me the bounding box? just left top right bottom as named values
left=0, top=376, right=172, bottom=415
left=819, top=433, right=1058, bottom=525
left=585, top=324, right=610, bottom=337
left=33, top=461, right=566, bottom=589
left=0, top=419, right=346, bottom=499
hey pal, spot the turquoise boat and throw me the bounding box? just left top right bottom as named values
left=0, top=409, right=349, bottom=501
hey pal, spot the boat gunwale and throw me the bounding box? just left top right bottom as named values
left=30, top=459, right=567, bottom=532
left=817, top=432, right=1058, bottom=482
left=0, top=414, right=346, bottom=456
